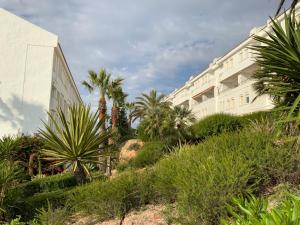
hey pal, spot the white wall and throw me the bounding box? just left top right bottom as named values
left=0, top=8, right=81, bottom=136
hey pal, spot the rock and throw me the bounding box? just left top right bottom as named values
left=119, top=139, right=144, bottom=162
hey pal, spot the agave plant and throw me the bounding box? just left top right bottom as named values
left=39, top=105, right=112, bottom=183
left=251, top=13, right=300, bottom=126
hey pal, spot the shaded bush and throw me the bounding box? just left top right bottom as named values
left=192, top=113, right=243, bottom=141
left=154, top=128, right=299, bottom=224
left=4, top=173, right=76, bottom=221
left=69, top=169, right=156, bottom=221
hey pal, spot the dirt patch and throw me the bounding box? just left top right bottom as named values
left=67, top=205, right=168, bottom=225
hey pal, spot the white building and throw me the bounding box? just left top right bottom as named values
left=0, top=8, right=82, bottom=136
left=166, top=7, right=300, bottom=120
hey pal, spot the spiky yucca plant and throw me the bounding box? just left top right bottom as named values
left=251, top=13, right=300, bottom=108
left=39, top=105, right=112, bottom=183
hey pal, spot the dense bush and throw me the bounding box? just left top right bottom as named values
left=131, top=141, right=165, bottom=168
left=241, top=110, right=278, bottom=124
left=4, top=173, right=76, bottom=221
left=69, top=169, right=157, bottom=221
left=192, top=113, right=243, bottom=141
left=153, top=128, right=299, bottom=224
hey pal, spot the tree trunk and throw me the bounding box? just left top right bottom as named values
left=74, top=163, right=86, bottom=184
left=28, top=153, right=38, bottom=176
left=99, top=96, right=107, bottom=132
left=105, top=156, right=112, bottom=177
left=128, top=114, right=132, bottom=128
left=109, top=104, right=118, bottom=145
left=98, top=95, right=107, bottom=170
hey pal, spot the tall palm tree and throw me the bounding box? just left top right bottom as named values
left=108, top=78, right=125, bottom=130
left=39, top=105, right=112, bottom=183
left=276, top=0, right=298, bottom=16
left=135, top=89, right=170, bottom=119
left=82, top=69, right=111, bottom=132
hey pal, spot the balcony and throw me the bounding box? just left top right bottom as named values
left=218, top=79, right=272, bottom=115
left=191, top=97, right=216, bottom=120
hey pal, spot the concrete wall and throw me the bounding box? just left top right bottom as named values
left=0, top=8, right=81, bottom=136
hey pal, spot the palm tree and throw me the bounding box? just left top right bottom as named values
left=125, top=102, right=138, bottom=127
left=173, top=106, right=195, bottom=130
left=135, top=89, right=170, bottom=119
left=108, top=78, right=125, bottom=130
left=82, top=69, right=111, bottom=132
left=276, top=0, right=298, bottom=16
left=39, top=105, right=112, bottom=183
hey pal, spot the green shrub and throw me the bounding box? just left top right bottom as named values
left=32, top=202, right=69, bottom=225
left=4, top=173, right=75, bottom=221
left=6, top=189, right=69, bottom=221
left=116, top=161, right=131, bottom=172
left=192, top=113, right=243, bottom=141
left=241, top=110, right=277, bottom=124
left=222, top=194, right=300, bottom=225
left=154, top=128, right=299, bottom=224
left=131, top=141, right=165, bottom=168
left=69, top=169, right=156, bottom=221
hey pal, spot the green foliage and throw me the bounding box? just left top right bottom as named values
left=69, top=169, right=156, bottom=221
left=33, top=202, right=68, bottom=225
left=222, top=194, right=300, bottom=225
left=251, top=13, right=300, bottom=109
left=241, top=111, right=276, bottom=124
left=154, top=128, right=299, bottom=224
left=4, top=173, right=76, bottom=221
left=130, top=141, right=165, bottom=168
left=192, top=113, right=243, bottom=141
left=39, top=104, right=112, bottom=183
left=6, top=188, right=68, bottom=221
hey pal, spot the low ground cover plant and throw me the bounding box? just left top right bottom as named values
left=222, top=194, right=300, bottom=225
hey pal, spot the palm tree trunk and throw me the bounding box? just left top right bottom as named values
left=74, top=163, right=86, bottom=184
left=112, top=105, right=118, bottom=129
left=128, top=114, right=132, bottom=128
left=98, top=95, right=107, bottom=171
left=109, top=104, right=118, bottom=145
left=99, top=95, right=107, bottom=131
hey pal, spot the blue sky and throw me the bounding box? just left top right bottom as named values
left=0, top=0, right=291, bottom=109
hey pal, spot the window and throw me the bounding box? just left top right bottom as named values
left=245, top=95, right=250, bottom=104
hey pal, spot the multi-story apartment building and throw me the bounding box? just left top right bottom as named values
left=0, top=8, right=82, bottom=136
left=166, top=7, right=300, bottom=120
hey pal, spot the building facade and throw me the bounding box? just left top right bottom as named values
left=166, top=7, right=300, bottom=120
left=0, top=8, right=82, bottom=136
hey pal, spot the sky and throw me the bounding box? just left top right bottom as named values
left=0, top=0, right=292, bottom=109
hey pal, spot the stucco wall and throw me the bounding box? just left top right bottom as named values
left=0, top=9, right=57, bottom=136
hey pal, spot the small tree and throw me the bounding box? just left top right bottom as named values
left=39, top=105, right=112, bottom=183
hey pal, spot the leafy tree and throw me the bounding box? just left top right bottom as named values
left=39, top=105, right=112, bottom=183
left=82, top=69, right=111, bottom=132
